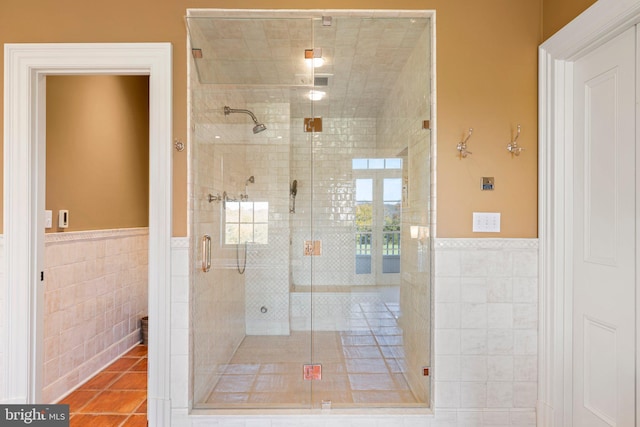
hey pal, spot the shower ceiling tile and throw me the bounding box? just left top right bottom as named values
left=188, top=15, right=430, bottom=118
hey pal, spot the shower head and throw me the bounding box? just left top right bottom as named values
left=252, top=123, right=267, bottom=134
left=223, top=106, right=267, bottom=134
left=246, top=176, right=255, bottom=185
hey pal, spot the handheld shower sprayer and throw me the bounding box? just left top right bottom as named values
left=241, top=175, right=255, bottom=201
left=224, top=106, right=267, bottom=134
left=290, top=180, right=298, bottom=213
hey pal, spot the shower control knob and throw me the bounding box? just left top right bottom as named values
left=260, top=306, right=268, bottom=314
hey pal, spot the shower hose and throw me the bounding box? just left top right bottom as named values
left=237, top=241, right=247, bottom=274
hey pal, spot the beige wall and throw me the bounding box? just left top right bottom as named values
left=542, top=0, right=597, bottom=40
left=0, top=0, right=568, bottom=238
left=0, top=0, right=190, bottom=236
left=46, top=75, right=149, bottom=232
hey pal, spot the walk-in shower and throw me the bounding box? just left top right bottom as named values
left=188, top=10, right=433, bottom=411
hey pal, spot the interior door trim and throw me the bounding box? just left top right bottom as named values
left=539, top=1, right=640, bottom=425
left=3, top=43, right=173, bottom=426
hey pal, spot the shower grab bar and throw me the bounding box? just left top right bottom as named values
left=202, top=234, right=211, bottom=272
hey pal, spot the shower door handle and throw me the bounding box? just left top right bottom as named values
left=202, top=234, right=211, bottom=272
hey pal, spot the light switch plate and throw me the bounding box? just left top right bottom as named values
left=45, top=210, right=52, bottom=228
left=473, top=212, right=500, bottom=232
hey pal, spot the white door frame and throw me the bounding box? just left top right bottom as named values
left=538, top=1, right=640, bottom=425
left=3, top=43, right=173, bottom=426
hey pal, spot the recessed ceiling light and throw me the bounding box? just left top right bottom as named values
left=308, top=90, right=325, bottom=101
left=306, top=57, right=324, bottom=68
left=304, top=48, right=324, bottom=68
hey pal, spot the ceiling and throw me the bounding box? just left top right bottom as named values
left=187, top=15, right=430, bottom=119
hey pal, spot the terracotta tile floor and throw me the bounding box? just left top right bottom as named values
left=60, top=345, right=148, bottom=427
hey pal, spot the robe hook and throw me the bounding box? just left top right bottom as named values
left=507, top=124, right=524, bottom=156
left=456, top=128, right=473, bottom=159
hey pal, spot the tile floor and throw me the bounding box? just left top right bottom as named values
left=59, top=345, right=148, bottom=427
left=205, top=302, right=426, bottom=409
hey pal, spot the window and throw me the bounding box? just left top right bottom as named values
left=355, top=179, right=373, bottom=274
left=382, top=178, right=401, bottom=273
left=224, top=201, right=269, bottom=244
left=354, top=159, right=402, bottom=279
left=352, top=158, right=402, bottom=170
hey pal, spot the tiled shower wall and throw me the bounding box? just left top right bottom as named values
left=191, top=98, right=292, bottom=402
left=377, top=18, right=431, bottom=405
left=243, top=103, right=291, bottom=335
left=432, top=238, right=538, bottom=426
left=288, top=117, right=395, bottom=331
left=290, top=117, right=377, bottom=288
left=43, top=228, right=148, bottom=403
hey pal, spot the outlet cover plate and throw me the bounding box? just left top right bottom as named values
left=481, top=177, right=495, bottom=191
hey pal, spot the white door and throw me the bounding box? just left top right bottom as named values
left=572, top=26, right=636, bottom=426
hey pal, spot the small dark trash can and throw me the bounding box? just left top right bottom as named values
left=141, top=316, right=149, bottom=345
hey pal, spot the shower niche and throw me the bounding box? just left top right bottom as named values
left=188, top=10, right=433, bottom=410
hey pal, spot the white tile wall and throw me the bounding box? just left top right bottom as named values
left=432, top=238, right=538, bottom=427
left=43, top=228, right=148, bottom=403
left=171, top=238, right=538, bottom=426
left=290, top=117, right=377, bottom=288
left=170, top=237, right=190, bottom=411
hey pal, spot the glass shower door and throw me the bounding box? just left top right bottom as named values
left=188, top=11, right=432, bottom=410
left=188, top=15, right=315, bottom=409
left=303, top=15, right=432, bottom=408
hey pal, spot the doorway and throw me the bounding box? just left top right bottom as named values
left=3, top=43, right=172, bottom=426
left=41, top=74, right=150, bottom=403
left=539, top=0, right=640, bottom=424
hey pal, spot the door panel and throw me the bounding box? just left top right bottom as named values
left=572, top=26, right=636, bottom=426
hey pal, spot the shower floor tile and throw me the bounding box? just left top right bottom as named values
left=222, top=363, right=260, bottom=374
left=347, top=373, right=396, bottom=391
left=345, top=358, right=389, bottom=373
left=341, top=335, right=378, bottom=346
left=343, top=345, right=382, bottom=359
left=205, top=303, right=423, bottom=408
